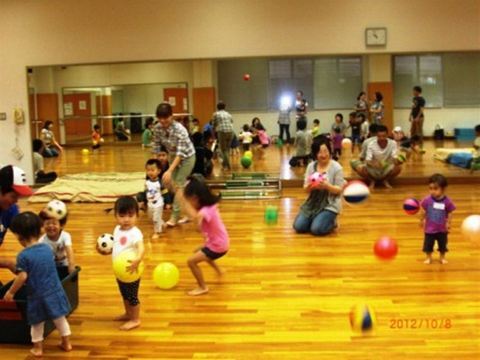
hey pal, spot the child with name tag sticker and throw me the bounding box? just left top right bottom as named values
left=420, top=174, right=456, bottom=264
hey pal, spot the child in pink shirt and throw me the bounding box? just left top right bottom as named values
left=177, top=175, right=229, bottom=296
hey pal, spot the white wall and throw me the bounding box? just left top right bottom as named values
left=1, top=0, right=479, bottom=182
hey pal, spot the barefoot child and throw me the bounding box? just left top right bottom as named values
left=111, top=196, right=144, bottom=330
left=176, top=175, right=229, bottom=296
left=3, top=212, right=72, bottom=357
left=39, top=201, right=76, bottom=276
left=420, top=174, right=456, bottom=264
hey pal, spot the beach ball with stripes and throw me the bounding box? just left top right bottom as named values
left=349, top=304, right=376, bottom=333
left=403, top=198, right=420, bottom=215
left=343, top=181, right=370, bottom=204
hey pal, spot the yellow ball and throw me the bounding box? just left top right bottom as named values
left=244, top=150, right=253, bottom=159
left=113, top=250, right=144, bottom=283
left=349, top=304, right=376, bottom=333
left=81, top=148, right=90, bottom=155
left=153, top=262, right=179, bottom=289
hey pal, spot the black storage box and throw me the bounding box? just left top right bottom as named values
left=0, top=266, right=80, bottom=344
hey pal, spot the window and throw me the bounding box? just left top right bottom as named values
left=267, top=59, right=313, bottom=110
left=393, top=55, right=443, bottom=108
left=313, top=57, right=362, bottom=109
left=443, top=53, right=480, bottom=107
left=217, top=59, right=268, bottom=111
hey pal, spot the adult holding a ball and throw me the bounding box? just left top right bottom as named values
left=153, top=102, right=196, bottom=227
left=0, top=165, right=33, bottom=270
left=293, top=140, right=345, bottom=236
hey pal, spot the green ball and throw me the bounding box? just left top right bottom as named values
left=276, top=138, right=283, bottom=147
left=264, top=206, right=278, bottom=224
left=241, top=156, right=252, bottom=168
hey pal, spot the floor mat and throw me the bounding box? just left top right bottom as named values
left=29, top=172, right=145, bottom=203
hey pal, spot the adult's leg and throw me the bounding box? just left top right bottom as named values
left=171, top=155, right=196, bottom=221
left=217, top=132, right=231, bottom=169
left=293, top=212, right=312, bottom=233
left=310, top=210, right=337, bottom=236
left=286, top=125, right=291, bottom=144
left=279, top=124, right=285, bottom=142
left=418, top=118, right=424, bottom=148
left=350, top=160, right=369, bottom=180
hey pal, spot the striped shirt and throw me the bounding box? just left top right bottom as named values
left=212, top=110, right=234, bottom=133
left=153, top=121, right=195, bottom=159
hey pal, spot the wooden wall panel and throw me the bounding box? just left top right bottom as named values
left=36, top=93, right=60, bottom=141
left=193, top=87, right=216, bottom=127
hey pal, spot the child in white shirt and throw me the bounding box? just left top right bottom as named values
left=144, top=159, right=164, bottom=239
left=239, top=124, right=253, bottom=151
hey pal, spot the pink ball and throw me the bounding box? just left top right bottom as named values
left=403, top=198, right=420, bottom=215
left=374, top=236, right=398, bottom=260
left=243, top=73, right=251, bottom=81
left=308, top=172, right=325, bottom=186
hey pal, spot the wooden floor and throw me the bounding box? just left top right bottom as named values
left=1, top=143, right=479, bottom=359
left=45, top=137, right=480, bottom=184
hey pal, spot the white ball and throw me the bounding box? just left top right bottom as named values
left=100, top=138, right=105, bottom=144
left=343, top=181, right=370, bottom=205
left=342, top=138, right=352, bottom=149
left=44, top=200, right=67, bottom=220
left=125, top=129, right=131, bottom=134
left=461, top=215, right=480, bottom=242
left=96, top=233, right=114, bottom=255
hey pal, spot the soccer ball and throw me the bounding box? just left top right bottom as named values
left=96, top=233, right=114, bottom=255
left=44, top=200, right=67, bottom=220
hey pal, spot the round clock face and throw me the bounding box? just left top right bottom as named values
left=366, top=28, right=386, bottom=46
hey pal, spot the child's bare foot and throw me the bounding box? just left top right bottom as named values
left=30, top=347, right=43, bottom=357
left=187, top=287, right=209, bottom=296
left=151, top=233, right=160, bottom=240
left=424, top=258, right=432, bottom=264
left=440, top=258, right=448, bottom=264
left=114, top=313, right=130, bottom=321
left=383, top=180, right=392, bottom=189
left=369, top=181, right=375, bottom=190
left=119, top=320, right=141, bottom=331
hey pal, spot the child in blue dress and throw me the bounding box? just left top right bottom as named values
left=2, top=212, right=72, bottom=357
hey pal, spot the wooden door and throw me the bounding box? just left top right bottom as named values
left=163, top=88, right=188, bottom=114
left=193, top=87, right=216, bottom=127
left=36, top=94, right=60, bottom=141
left=63, top=93, right=92, bottom=136
left=367, top=82, right=393, bottom=132
left=95, top=95, right=113, bottom=134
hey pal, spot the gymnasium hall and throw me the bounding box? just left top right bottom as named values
left=0, top=1, right=479, bottom=359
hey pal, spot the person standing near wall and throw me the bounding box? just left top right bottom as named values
left=354, top=91, right=369, bottom=120
left=370, top=92, right=385, bottom=125
left=295, top=90, right=308, bottom=131
left=410, top=86, right=426, bottom=149
left=153, top=103, right=196, bottom=227
left=212, top=101, right=234, bottom=171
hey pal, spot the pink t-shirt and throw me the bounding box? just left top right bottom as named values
left=199, top=205, right=229, bottom=253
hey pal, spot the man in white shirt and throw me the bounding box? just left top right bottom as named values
left=352, top=125, right=402, bottom=189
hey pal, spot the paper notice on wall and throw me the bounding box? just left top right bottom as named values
left=64, top=102, right=73, bottom=116
left=183, top=98, right=188, bottom=111
left=79, top=100, right=87, bottom=110
left=168, top=97, right=176, bottom=106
